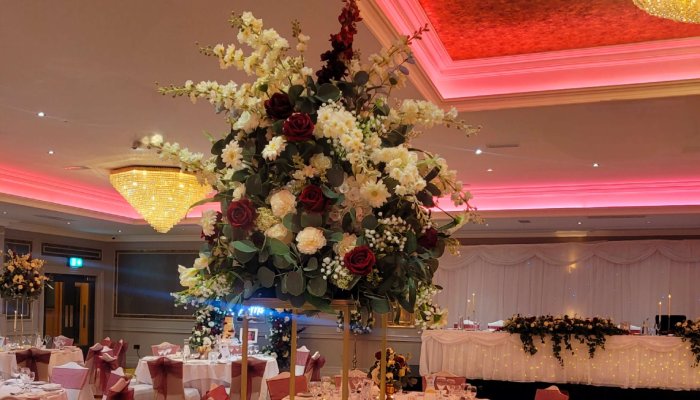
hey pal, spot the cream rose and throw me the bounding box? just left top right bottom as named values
left=333, top=233, right=357, bottom=257
left=269, top=189, right=296, bottom=218
left=265, top=223, right=293, bottom=244
left=296, top=227, right=327, bottom=255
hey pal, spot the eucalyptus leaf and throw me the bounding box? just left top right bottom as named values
left=273, top=255, right=292, bottom=270
left=370, top=297, right=391, bottom=314
left=304, top=257, right=318, bottom=272
left=362, top=215, right=378, bottom=230
left=232, top=240, right=258, bottom=253
left=321, top=185, right=339, bottom=199
left=301, top=212, right=323, bottom=228
left=353, top=71, right=369, bottom=86
left=288, top=85, right=305, bottom=104
left=305, top=294, right=333, bottom=314
left=290, top=294, right=307, bottom=308
left=326, top=166, right=345, bottom=187
left=268, top=238, right=290, bottom=256
left=257, top=267, right=276, bottom=288
left=316, top=83, right=341, bottom=102
left=284, top=270, right=305, bottom=296
left=416, top=190, right=435, bottom=207
left=307, top=276, right=327, bottom=297
left=405, top=231, right=417, bottom=253
left=245, top=173, right=263, bottom=196
left=328, top=231, right=345, bottom=242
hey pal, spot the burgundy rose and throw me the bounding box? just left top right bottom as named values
left=226, top=198, right=257, bottom=230
left=201, top=211, right=223, bottom=244
left=343, top=246, right=376, bottom=276
left=264, top=92, right=294, bottom=120
left=418, top=227, right=438, bottom=249
left=375, top=350, right=382, bottom=360
left=282, top=113, right=315, bottom=142
left=395, top=355, right=406, bottom=368
left=298, top=185, right=328, bottom=213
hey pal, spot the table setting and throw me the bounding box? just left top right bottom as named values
left=0, top=367, right=67, bottom=400
left=0, top=342, right=84, bottom=380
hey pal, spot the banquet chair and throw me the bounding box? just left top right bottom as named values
left=147, top=357, right=200, bottom=400
left=151, top=342, right=181, bottom=356
left=421, top=372, right=466, bottom=391
left=204, top=384, right=229, bottom=400
left=55, top=335, right=75, bottom=346
left=15, top=347, right=51, bottom=382
left=95, top=352, right=121, bottom=396
left=114, top=339, right=129, bottom=368
left=105, top=376, right=135, bottom=400
left=304, top=352, right=325, bottom=382
left=265, top=372, right=308, bottom=400
left=229, top=356, right=268, bottom=400
left=294, top=346, right=310, bottom=376
left=105, top=367, right=154, bottom=400
left=51, top=361, right=93, bottom=400
left=101, top=337, right=114, bottom=348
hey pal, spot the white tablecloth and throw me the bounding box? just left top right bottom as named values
left=134, top=355, right=279, bottom=399
left=0, top=383, right=68, bottom=400
left=420, top=330, right=700, bottom=390
left=0, top=348, right=84, bottom=379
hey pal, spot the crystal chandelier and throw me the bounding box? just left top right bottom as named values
left=633, top=0, right=700, bottom=23
left=110, top=166, right=210, bottom=233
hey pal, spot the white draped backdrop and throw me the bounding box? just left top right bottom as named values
left=434, top=239, right=700, bottom=326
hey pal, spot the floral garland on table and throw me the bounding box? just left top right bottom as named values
left=675, top=319, right=700, bottom=367
left=149, top=0, right=479, bottom=317
left=368, top=347, right=417, bottom=390
left=190, top=305, right=227, bottom=348
left=0, top=251, right=49, bottom=300
left=337, top=308, right=375, bottom=334
left=503, top=315, right=625, bottom=366
left=414, top=283, right=448, bottom=330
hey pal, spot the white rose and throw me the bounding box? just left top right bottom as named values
left=296, top=227, right=327, bottom=255
left=265, top=223, right=293, bottom=244
left=269, top=189, right=297, bottom=218
left=199, top=209, right=217, bottom=236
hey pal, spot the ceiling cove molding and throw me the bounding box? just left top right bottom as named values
left=362, top=0, right=700, bottom=111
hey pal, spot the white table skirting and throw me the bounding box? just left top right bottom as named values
left=0, top=348, right=84, bottom=379
left=134, top=355, right=279, bottom=399
left=420, top=330, right=700, bottom=390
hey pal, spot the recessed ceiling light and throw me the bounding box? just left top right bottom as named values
left=487, top=168, right=493, bottom=172
left=592, top=162, right=599, bottom=168
left=118, top=230, right=122, bottom=233
left=577, top=221, right=582, bottom=225
left=2, top=211, right=6, bottom=215
left=48, top=150, right=55, bottom=155
left=66, top=221, right=71, bottom=225
left=475, top=148, right=483, bottom=155
left=37, top=111, right=45, bottom=117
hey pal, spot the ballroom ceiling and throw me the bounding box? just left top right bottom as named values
left=417, top=0, right=700, bottom=60
left=0, top=0, right=698, bottom=241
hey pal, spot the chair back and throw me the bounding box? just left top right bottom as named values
left=114, top=339, right=128, bottom=368
left=151, top=342, right=181, bottom=356
left=15, top=347, right=51, bottom=382
left=294, top=346, right=310, bottom=376
left=534, top=388, right=569, bottom=400
left=55, top=335, right=75, bottom=346
left=51, top=362, right=89, bottom=389
left=94, top=353, right=120, bottom=396
left=105, top=377, right=135, bottom=400
left=101, top=337, right=113, bottom=348
left=204, top=385, right=229, bottom=400
left=266, top=372, right=308, bottom=400
left=230, top=357, right=267, bottom=400
left=147, top=357, right=185, bottom=400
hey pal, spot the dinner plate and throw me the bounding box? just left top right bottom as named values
left=31, top=381, right=48, bottom=385
left=41, top=383, right=62, bottom=391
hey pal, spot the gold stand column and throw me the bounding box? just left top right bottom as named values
left=379, top=313, right=388, bottom=400
left=290, top=309, right=298, bottom=400
left=241, top=312, right=249, bottom=400
left=341, top=305, right=351, bottom=400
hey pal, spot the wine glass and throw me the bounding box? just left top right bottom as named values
left=309, top=382, right=322, bottom=399
left=466, top=384, right=477, bottom=400
left=435, top=377, right=447, bottom=397
left=321, top=376, right=332, bottom=397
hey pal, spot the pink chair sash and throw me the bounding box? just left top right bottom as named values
left=101, top=337, right=113, bottom=348
left=535, top=389, right=569, bottom=400
left=231, top=357, right=267, bottom=400
left=96, top=354, right=120, bottom=394
left=303, top=355, right=325, bottom=382
left=147, top=357, right=184, bottom=399
left=85, top=343, right=104, bottom=385
left=51, top=366, right=88, bottom=390
left=115, top=339, right=128, bottom=368
left=204, top=385, right=229, bottom=400
left=55, top=335, right=75, bottom=346
left=105, top=377, right=134, bottom=400
left=15, top=348, right=51, bottom=381
left=266, top=373, right=308, bottom=400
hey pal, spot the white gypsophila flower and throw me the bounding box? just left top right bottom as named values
left=296, top=227, right=327, bottom=255
left=193, top=253, right=211, bottom=270
left=269, top=189, right=296, bottom=218
left=200, top=209, right=217, bottom=236
left=262, top=136, right=287, bottom=161
left=360, top=179, right=390, bottom=208
left=221, top=141, right=244, bottom=169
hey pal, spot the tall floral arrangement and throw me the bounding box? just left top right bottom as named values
left=190, top=305, right=227, bottom=348
left=368, top=348, right=416, bottom=390
left=337, top=309, right=375, bottom=334
left=151, top=0, right=478, bottom=316
left=262, top=308, right=305, bottom=371
left=0, top=251, right=49, bottom=300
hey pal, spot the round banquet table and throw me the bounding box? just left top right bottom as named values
left=0, top=381, right=68, bottom=400
left=0, top=347, right=84, bottom=380
left=134, top=355, right=279, bottom=399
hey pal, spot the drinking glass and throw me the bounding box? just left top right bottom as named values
left=466, top=384, right=477, bottom=400
left=309, top=382, right=322, bottom=399
left=321, top=376, right=332, bottom=397
left=446, top=379, right=457, bottom=399
left=435, top=377, right=447, bottom=397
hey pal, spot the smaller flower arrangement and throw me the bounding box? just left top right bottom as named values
left=0, top=251, right=49, bottom=300
left=414, top=283, right=448, bottom=330
left=675, top=319, right=700, bottom=366
left=368, top=347, right=417, bottom=390
left=190, top=305, right=227, bottom=349
left=503, top=315, right=624, bottom=366
left=337, top=308, right=375, bottom=334
left=262, top=308, right=306, bottom=371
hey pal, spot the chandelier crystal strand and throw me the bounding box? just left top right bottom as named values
left=110, top=166, right=211, bottom=233
left=633, top=0, right=700, bottom=24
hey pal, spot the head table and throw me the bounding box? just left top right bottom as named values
left=134, top=354, right=279, bottom=399
left=420, top=330, right=700, bottom=391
